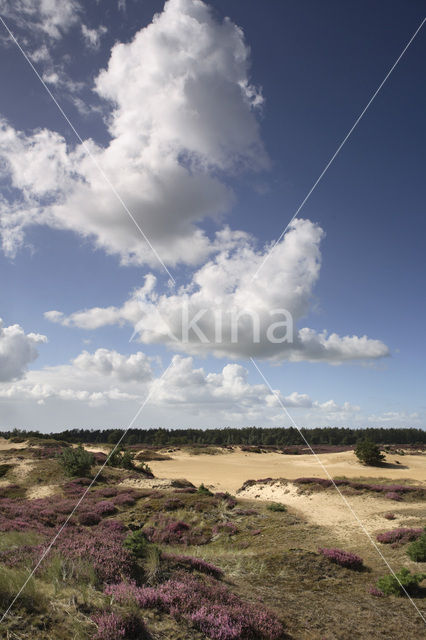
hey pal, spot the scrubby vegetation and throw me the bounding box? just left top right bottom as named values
left=59, top=445, right=94, bottom=477
left=377, top=567, right=426, bottom=596
left=406, top=530, right=426, bottom=562
left=267, top=502, right=287, bottom=512
left=318, top=547, right=364, bottom=570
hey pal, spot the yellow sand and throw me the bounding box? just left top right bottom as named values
left=149, top=449, right=426, bottom=493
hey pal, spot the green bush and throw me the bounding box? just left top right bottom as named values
left=377, top=567, right=426, bottom=596
left=123, top=530, right=151, bottom=559
left=406, top=531, right=426, bottom=562
left=197, top=483, right=213, bottom=496
left=59, top=445, right=94, bottom=477
left=267, top=502, right=287, bottom=512
left=106, top=448, right=136, bottom=470
left=355, top=438, right=385, bottom=466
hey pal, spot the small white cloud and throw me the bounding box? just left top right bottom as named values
left=0, top=0, right=81, bottom=40
left=81, top=24, right=107, bottom=50
left=0, top=318, right=47, bottom=382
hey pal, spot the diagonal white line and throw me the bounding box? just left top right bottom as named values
left=0, top=359, right=174, bottom=623
left=0, top=15, right=176, bottom=284
left=251, top=16, right=426, bottom=281
left=250, top=357, right=426, bottom=624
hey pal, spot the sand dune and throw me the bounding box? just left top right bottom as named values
left=150, top=448, right=426, bottom=493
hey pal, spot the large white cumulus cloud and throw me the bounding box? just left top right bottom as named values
left=0, top=319, right=47, bottom=382
left=47, top=219, right=390, bottom=363
left=0, top=0, right=267, bottom=266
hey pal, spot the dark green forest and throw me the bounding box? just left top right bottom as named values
left=2, top=426, right=425, bottom=447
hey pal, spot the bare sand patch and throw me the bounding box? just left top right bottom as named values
left=118, top=477, right=177, bottom=491
left=149, top=448, right=426, bottom=493
left=238, top=480, right=425, bottom=541
left=0, top=438, right=28, bottom=450
left=26, top=484, right=58, bottom=500
left=82, top=445, right=110, bottom=455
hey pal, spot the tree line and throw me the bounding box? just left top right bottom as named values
left=3, top=426, right=426, bottom=447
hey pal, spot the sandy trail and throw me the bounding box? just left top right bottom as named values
left=149, top=449, right=426, bottom=493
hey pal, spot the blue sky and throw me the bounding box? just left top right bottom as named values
left=0, top=0, right=425, bottom=431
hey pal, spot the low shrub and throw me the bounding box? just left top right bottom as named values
left=162, top=553, right=224, bottom=579
left=214, top=492, right=237, bottom=508
left=143, top=515, right=211, bottom=546
left=79, top=511, right=101, bottom=526
left=234, top=508, right=258, bottom=516
left=106, top=573, right=284, bottom=640
left=385, top=491, right=403, bottom=501
left=267, top=502, right=287, bottom=512
left=377, top=567, right=426, bottom=596
left=212, top=522, right=238, bottom=536
left=406, top=531, right=426, bottom=562
left=376, top=527, right=423, bottom=545
left=55, top=521, right=134, bottom=584
left=113, top=493, right=136, bottom=507
left=384, top=513, right=396, bottom=520
left=163, top=498, right=184, bottom=511
left=92, top=611, right=147, bottom=640
left=318, top=547, right=364, bottom=570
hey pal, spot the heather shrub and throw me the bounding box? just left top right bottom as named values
left=94, top=501, right=117, bottom=517
left=385, top=491, right=402, bottom=501
left=368, top=585, right=384, bottom=597
left=106, top=573, right=284, bottom=639
left=267, top=502, right=287, bottom=512
left=113, top=493, right=136, bottom=507
left=55, top=522, right=134, bottom=584
left=79, top=511, right=101, bottom=526
left=59, top=445, right=94, bottom=477
left=384, top=513, right=396, bottom=520
left=234, top=508, right=258, bottom=516
left=212, top=522, right=238, bottom=536
left=162, top=553, right=224, bottom=579
left=214, top=492, right=237, bottom=508
left=406, top=531, right=426, bottom=562
left=143, top=515, right=211, bottom=546
left=318, top=548, right=364, bottom=570
left=377, top=567, right=426, bottom=596
left=92, top=611, right=147, bottom=640
left=376, top=527, right=423, bottom=545
left=163, top=498, right=184, bottom=511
